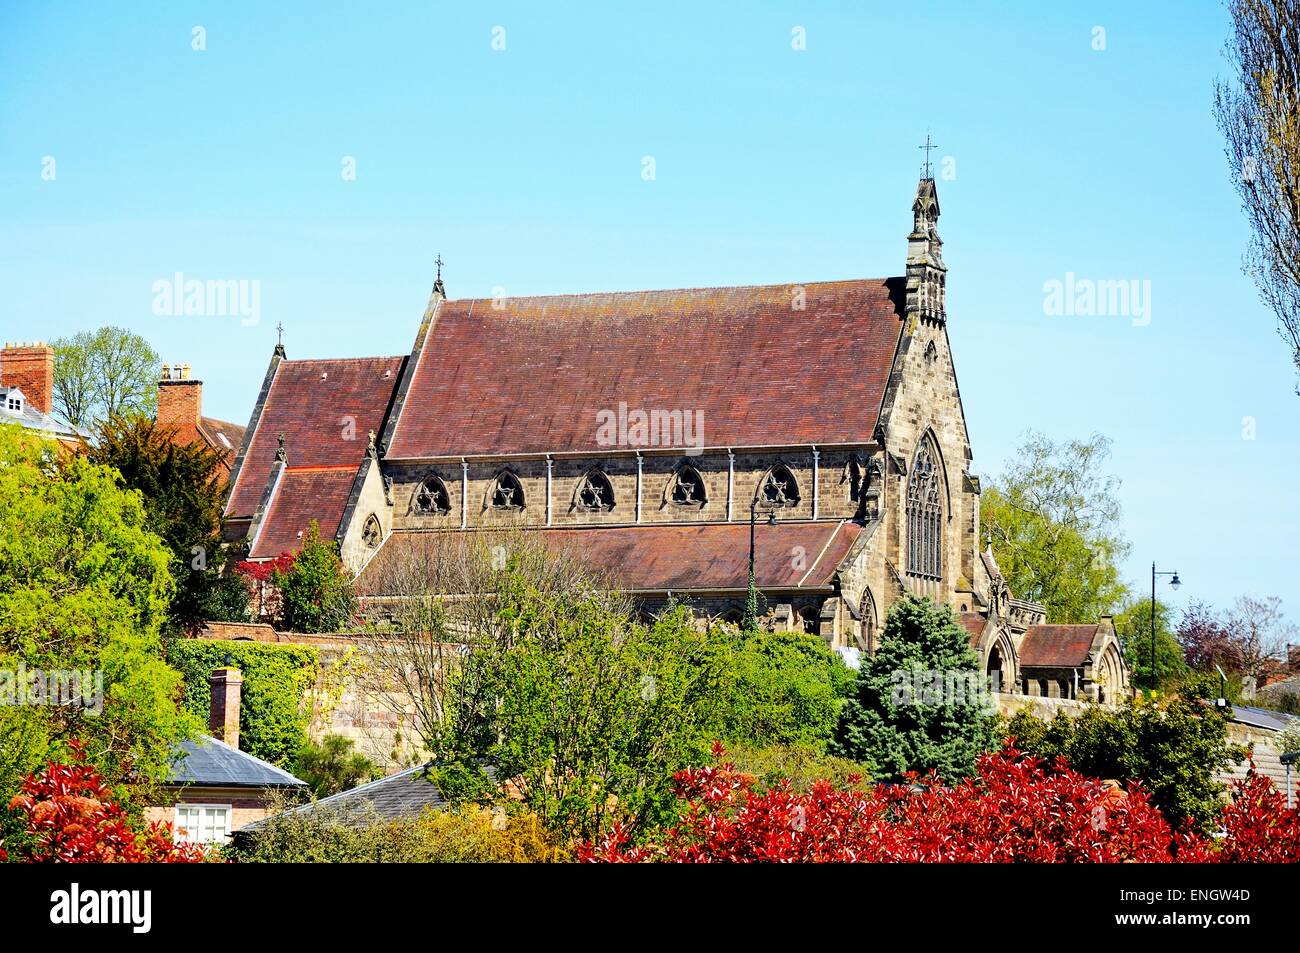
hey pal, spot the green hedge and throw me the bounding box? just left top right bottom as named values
left=169, top=640, right=319, bottom=768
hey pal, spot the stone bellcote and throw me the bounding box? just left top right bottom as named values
left=905, top=177, right=947, bottom=322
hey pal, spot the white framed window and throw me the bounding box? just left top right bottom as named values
left=174, top=803, right=232, bottom=845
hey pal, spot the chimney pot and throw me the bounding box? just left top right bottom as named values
left=208, top=665, right=243, bottom=749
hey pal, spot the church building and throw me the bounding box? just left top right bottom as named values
left=221, top=173, right=1129, bottom=703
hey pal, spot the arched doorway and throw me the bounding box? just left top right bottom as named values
left=986, top=642, right=1005, bottom=694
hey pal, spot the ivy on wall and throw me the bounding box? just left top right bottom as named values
left=169, top=640, right=319, bottom=768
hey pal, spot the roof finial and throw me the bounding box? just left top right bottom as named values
left=433, top=253, right=446, bottom=297
left=919, top=132, right=936, bottom=180
left=274, top=321, right=286, bottom=358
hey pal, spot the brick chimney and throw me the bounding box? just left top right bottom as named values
left=1, top=341, right=54, bottom=415
left=157, top=362, right=202, bottom=430
left=208, top=665, right=243, bottom=749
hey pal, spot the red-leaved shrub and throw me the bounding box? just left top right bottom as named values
left=3, top=742, right=211, bottom=863
left=579, top=742, right=1300, bottom=863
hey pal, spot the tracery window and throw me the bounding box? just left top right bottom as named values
left=361, top=514, right=382, bottom=549
left=576, top=470, right=614, bottom=511
left=412, top=477, right=451, bottom=515
left=490, top=471, right=525, bottom=510
left=670, top=464, right=706, bottom=505
left=759, top=465, right=799, bottom=508
left=905, top=438, right=943, bottom=580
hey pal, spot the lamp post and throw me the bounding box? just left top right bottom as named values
left=1149, top=562, right=1182, bottom=690
left=742, top=499, right=778, bottom=631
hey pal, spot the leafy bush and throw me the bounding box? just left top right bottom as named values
left=293, top=734, right=378, bottom=798
left=229, top=802, right=565, bottom=863
left=831, top=595, right=997, bottom=781
left=169, top=640, right=319, bottom=767
left=1004, top=691, right=1244, bottom=831
left=579, top=743, right=1300, bottom=863
left=722, top=742, right=871, bottom=792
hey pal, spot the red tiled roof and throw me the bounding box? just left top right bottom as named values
left=359, top=520, right=862, bottom=593
left=1019, top=624, right=1100, bottom=669
left=249, top=465, right=357, bottom=558
left=957, top=611, right=988, bottom=648
left=385, top=279, right=904, bottom=458
left=199, top=416, right=246, bottom=469
left=227, top=357, right=403, bottom=517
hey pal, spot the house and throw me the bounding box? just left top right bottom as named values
left=156, top=362, right=246, bottom=479
left=145, top=664, right=307, bottom=845
left=0, top=341, right=89, bottom=448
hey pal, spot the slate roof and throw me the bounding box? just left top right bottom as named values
left=1229, top=704, right=1297, bottom=733
left=1018, top=624, right=1100, bottom=668
left=0, top=386, right=91, bottom=442
left=248, top=464, right=358, bottom=558
left=237, top=762, right=483, bottom=832
left=358, top=521, right=862, bottom=594
left=165, top=736, right=307, bottom=789
left=225, top=356, right=404, bottom=519
left=384, top=279, right=905, bottom=459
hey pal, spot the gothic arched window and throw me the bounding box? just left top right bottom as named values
left=759, top=464, right=800, bottom=508
left=905, top=438, right=943, bottom=580
left=412, top=477, right=451, bottom=515
left=490, top=471, right=525, bottom=510
left=576, top=470, right=614, bottom=511
left=670, top=464, right=706, bottom=506
left=361, top=513, right=382, bottom=549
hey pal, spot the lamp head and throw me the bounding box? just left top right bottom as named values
left=1169, top=573, right=1182, bottom=590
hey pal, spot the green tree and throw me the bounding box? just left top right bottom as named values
left=981, top=431, right=1131, bottom=621
left=1114, top=597, right=1188, bottom=690
left=0, top=423, right=196, bottom=804
left=86, top=414, right=248, bottom=632
left=277, top=523, right=356, bottom=633
left=292, top=734, right=377, bottom=798
left=1006, top=692, right=1244, bottom=831
left=1215, top=0, right=1300, bottom=391
left=51, top=327, right=159, bottom=428
left=831, top=596, right=998, bottom=781
left=717, top=627, right=854, bottom=749
left=436, top=595, right=725, bottom=842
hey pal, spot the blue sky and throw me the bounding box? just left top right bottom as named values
left=2, top=1, right=1295, bottom=622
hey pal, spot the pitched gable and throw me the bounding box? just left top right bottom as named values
left=226, top=356, right=404, bottom=519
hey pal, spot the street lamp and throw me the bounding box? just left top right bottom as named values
left=742, top=499, right=778, bottom=631
left=1150, top=562, right=1182, bottom=690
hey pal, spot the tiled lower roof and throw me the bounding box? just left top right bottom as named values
left=249, top=465, right=357, bottom=558
left=358, top=520, right=861, bottom=593
left=1018, top=624, right=1100, bottom=669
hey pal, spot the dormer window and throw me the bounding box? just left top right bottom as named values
left=4, top=393, right=21, bottom=413
left=576, top=470, right=614, bottom=511
left=759, top=465, right=800, bottom=508
left=489, top=471, right=525, bottom=510
left=412, top=477, right=451, bottom=515
left=670, top=464, right=706, bottom=506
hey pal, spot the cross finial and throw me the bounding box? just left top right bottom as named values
left=435, top=253, right=443, bottom=281
left=919, top=133, right=937, bottom=179
left=433, top=253, right=446, bottom=296
left=276, top=321, right=284, bottom=346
